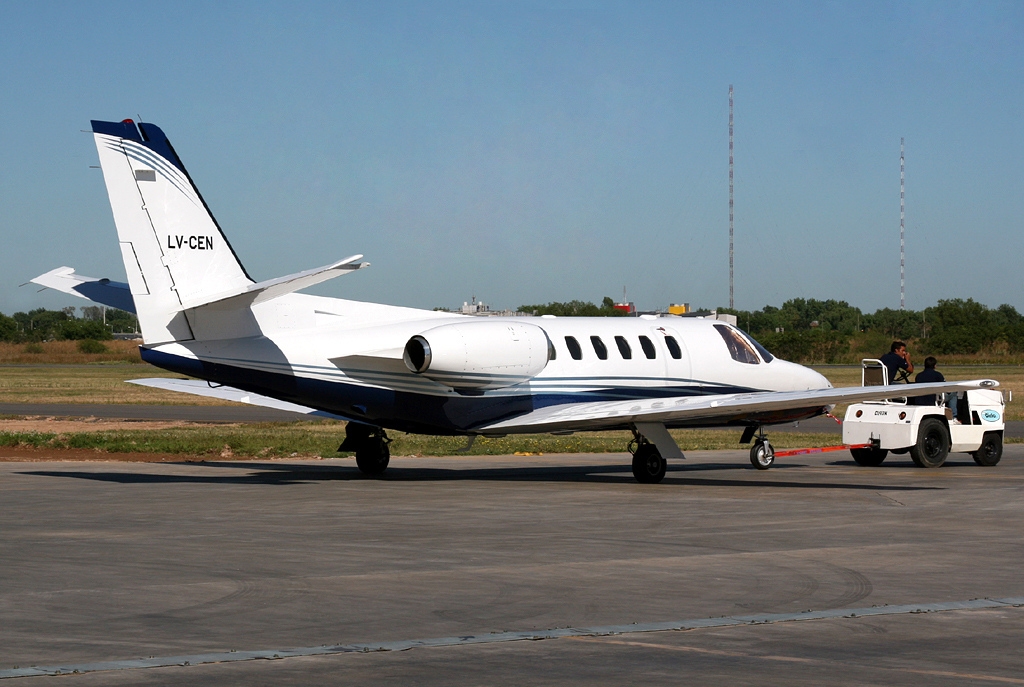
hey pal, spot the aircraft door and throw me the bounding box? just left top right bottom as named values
left=652, top=326, right=691, bottom=387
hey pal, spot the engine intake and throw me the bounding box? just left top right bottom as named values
left=403, top=321, right=551, bottom=389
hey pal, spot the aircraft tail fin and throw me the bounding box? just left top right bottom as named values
left=91, top=119, right=253, bottom=344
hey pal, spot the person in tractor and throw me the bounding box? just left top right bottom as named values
left=911, top=356, right=944, bottom=406
left=880, top=340, right=914, bottom=384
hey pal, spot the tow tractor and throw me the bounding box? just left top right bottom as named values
left=841, top=359, right=1008, bottom=468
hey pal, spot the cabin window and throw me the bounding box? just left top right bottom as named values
left=614, top=336, right=632, bottom=359
left=714, top=323, right=760, bottom=364
left=565, top=336, right=582, bottom=360
left=664, top=335, right=682, bottom=360
left=638, top=335, right=656, bottom=359
left=590, top=336, right=608, bottom=360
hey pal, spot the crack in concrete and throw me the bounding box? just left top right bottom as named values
left=3, top=596, right=1022, bottom=679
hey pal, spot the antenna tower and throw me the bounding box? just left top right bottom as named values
left=900, top=138, right=905, bottom=310
left=729, top=85, right=734, bottom=309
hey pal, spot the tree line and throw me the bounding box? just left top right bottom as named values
left=519, top=296, right=628, bottom=317
left=720, top=298, right=1024, bottom=363
left=0, top=307, right=138, bottom=343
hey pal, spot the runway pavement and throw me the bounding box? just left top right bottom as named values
left=2, top=447, right=1023, bottom=685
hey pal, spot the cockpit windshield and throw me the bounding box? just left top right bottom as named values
left=714, top=324, right=760, bottom=364
left=744, top=332, right=775, bottom=363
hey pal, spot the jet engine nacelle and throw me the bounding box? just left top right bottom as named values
left=403, top=320, right=552, bottom=390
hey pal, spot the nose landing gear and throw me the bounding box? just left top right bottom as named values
left=748, top=428, right=775, bottom=470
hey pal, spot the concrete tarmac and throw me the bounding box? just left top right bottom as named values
left=2, top=448, right=1023, bottom=685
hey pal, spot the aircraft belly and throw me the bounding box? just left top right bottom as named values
left=140, top=348, right=765, bottom=435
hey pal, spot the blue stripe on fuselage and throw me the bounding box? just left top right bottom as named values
left=139, top=348, right=770, bottom=435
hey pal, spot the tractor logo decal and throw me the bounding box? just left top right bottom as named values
left=981, top=409, right=1001, bottom=422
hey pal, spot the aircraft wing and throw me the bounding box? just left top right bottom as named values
left=126, top=378, right=349, bottom=420
left=30, top=267, right=136, bottom=313
left=478, top=379, right=1000, bottom=434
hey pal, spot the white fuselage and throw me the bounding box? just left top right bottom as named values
left=143, top=293, right=832, bottom=435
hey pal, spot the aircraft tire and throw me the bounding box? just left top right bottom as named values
left=909, top=418, right=950, bottom=469
left=972, top=432, right=1002, bottom=466
left=850, top=447, right=888, bottom=466
left=356, top=440, right=391, bottom=476
left=632, top=444, right=667, bottom=484
left=749, top=440, right=775, bottom=470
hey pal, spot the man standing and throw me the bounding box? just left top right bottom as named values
left=912, top=356, right=944, bottom=406
left=880, top=341, right=914, bottom=384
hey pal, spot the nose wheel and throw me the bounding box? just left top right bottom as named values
left=749, top=430, right=775, bottom=470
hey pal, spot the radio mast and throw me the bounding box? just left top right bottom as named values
left=900, top=138, right=905, bottom=310
left=729, top=85, right=734, bottom=309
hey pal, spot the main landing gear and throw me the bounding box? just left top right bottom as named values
left=742, top=425, right=775, bottom=470
left=629, top=429, right=668, bottom=484
left=338, top=423, right=391, bottom=476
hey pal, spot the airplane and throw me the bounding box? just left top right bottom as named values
left=31, top=119, right=1000, bottom=483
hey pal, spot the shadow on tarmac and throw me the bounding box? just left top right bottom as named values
left=21, top=459, right=943, bottom=491
left=827, top=458, right=985, bottom=468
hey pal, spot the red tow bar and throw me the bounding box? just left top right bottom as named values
left=773, top=443, right=872, bottom=458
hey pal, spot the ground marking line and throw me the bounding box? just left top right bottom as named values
left=897, top=668, right=1024, bottom=685
left=1, top=596, right=1021, bottom=679
left=574, top=635, right=1024, bottom=683
left=569, top=637, right=815, bottom=663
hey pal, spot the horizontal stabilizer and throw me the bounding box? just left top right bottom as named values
left=181, top=255, right=368, bottom=311
left=30, top=267, right=136, bottom=313
left=127, top=378, right=349, bottom=419
left=480, top=379, right=1001, bottom=433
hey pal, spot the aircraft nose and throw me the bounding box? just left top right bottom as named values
left=780, top=360, right=832, bottom=390
left=803, top=365, right=832, bottom=390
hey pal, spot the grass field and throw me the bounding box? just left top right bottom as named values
left=0, top=364, right=223, bottom=405
left=0, top=340, right=143, bottom=364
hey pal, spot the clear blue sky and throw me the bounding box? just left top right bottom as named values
left=1, top=1, right=1021, bottom=316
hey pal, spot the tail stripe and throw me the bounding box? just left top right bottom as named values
left=99, top=135, right=196, bottom=204
left=122, top=142, right=198, bottom=208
